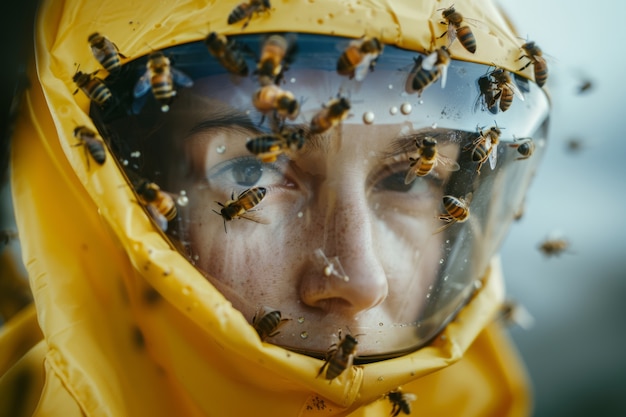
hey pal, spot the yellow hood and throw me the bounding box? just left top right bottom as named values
left=5, top=0, right=532, bottom=415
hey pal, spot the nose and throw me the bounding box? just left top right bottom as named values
left=298, top=186, right=389, bottom=317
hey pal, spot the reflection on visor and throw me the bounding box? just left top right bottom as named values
left=88, top=33, right=549, bottom=361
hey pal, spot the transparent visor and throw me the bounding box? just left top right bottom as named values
left=89, top=33, right=550, bottom=360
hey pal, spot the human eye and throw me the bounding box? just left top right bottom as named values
left=206, top=155, right=291, bottom=190
left=370, top=161, right=440, bottom=197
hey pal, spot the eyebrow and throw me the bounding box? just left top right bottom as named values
left=187, top=110, right=263, bottom=137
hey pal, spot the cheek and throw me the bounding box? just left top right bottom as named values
left=372, top=213, right=442, bottom=318
left=188, top=205, right=308, bottom=309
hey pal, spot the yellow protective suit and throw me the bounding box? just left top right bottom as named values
left=0, top=0, right=534, bottom=416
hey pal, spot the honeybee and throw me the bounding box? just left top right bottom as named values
left=228, top=0, right=271, bottom=29
left=252, top=306, right=290, bottom=341
left=538, top=237, right=570, bottom=257
left=439, top=5, right=476, bottom=53
left=465, top=126, right=501, bottom=174
left=309, top=96, right=351, bottom=135
left=246, top=128, right=305, bottom=163
left=475, top=73, right=499, bottom=114
left=316, top=329, right=359, bottom=381
left=88, top=32, right=127, bottom=74
left=404, top=136, right=460, bottom=184
left=336, top=36, right=384, bottom=82
left=577, top=79, right=593, bottom=94
left=386, top=390, right=417, bottom=417
left=213, top=186, right=268, bottom=232
left=72, top=70, right=113, bottom=107
left=497, top=300, right=535, bottom=330
left=435, top=193, right=471, bottom=234
left=204, top=32, right=249, bottom=76
left=256, top=33, right=297, bottom=85
left=252, top=84, right=300, bottom=121
left=490, top=68, right=524, bottom=112
left=565, top=138, right=584, bottom=153
left=406, top=46, right=450, bottom=96
left=1, top=229, right=18, bottom=246
left=508, top=137, right=535, bottom=160
left=133, top=51, right=194, bottom=112
left=72, top=125, right=106, bottom=168
left=135, top=179, right=178, bottom=231
left=517, top=41, right=548, bottom=87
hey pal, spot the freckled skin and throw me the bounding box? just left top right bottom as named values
left=181, top=122, right=443, bottom=355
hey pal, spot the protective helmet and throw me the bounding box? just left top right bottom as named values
left=22, top=0, right=549, bottom=400
left=37, top=0, right=549, bottom=359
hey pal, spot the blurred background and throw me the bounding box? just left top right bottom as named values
left=496, top=0, right=626, bottom=416
left=1, top=1, right=625, bottom=416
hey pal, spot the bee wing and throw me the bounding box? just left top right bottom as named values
left=488, top=142, right=498, bottom=170
left=90, top=46, right=107, bottom=63
left=507, top=302, right=535, bottom=330
left=171, top=68, right=194, bottom=88
left=146, top=204, right=169, bottom=231
left=111, top=41, right=127, bottom=58
left=436, top=154, right=460, bottom=172
left=433, top=217, right=455, bottom=234
left=472, top=90, right=486, bottom=114
left=353, top=52, right=379, bottom=82
left=420, top=51, right=439, bottom=71
left=238, top=211, right=271, bottom=225
left=404, top=161, right=420, bottom=185
left=439, top=63, right=448, bottom=88
left=507, top=81, right=525, bottom=101
left=445, top=24, right=457, bottom=46
left=131, top=93, right=149, bottom=115
left=463, top=17, right=489, bottom=31
left=133, top=70, right=152, bottom=98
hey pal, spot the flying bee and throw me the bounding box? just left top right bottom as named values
left=517, top=41, right=548, bottom=87
left=386, top=390, right=417, bottom=417
left=577, top=79, right=593, bottom=94
left=316, top=329, right=359, bottom=382
left=72, top=69, right=113, bottom=107
left=246, top=128, right=306, bottom=163
left=135, top=179, right=178, bottom=231
left=133, top=51, right=194, bottom=112
left=252, top=84, right=300, bottom=121
left=406, top=46, right=450, bottom=96
left=88, top=32, right=127, bottom=74
left=497, top=300, right=535, bottom=330
left=72, top=125, right=106, bottom=168
left=252, top=306, right=290, bottom=341
left=435, top=193, right=471, bottom=234
left=538, top=237, right=571, bottom=257
left=490, top=68, right=524, bottom=112
left=309, top=96, right=351, bottom=135
left=438, top=5, right=477, bottom=53
left=508, top=137, right=535, bottom=160
left=213, top=186, right=268, bottom=233
left=1, top=229, right=18, bottom=246
left=465, top=125, right=501, bottom=174
left=336, top=36, right=384, bottom=82
left=204, top=32, right=249, bottom=76
left=228, top=0, right=271, bottom=29
left=256, top=33, right=297, bottom=85
left=404, top=136, right=460, bottom=184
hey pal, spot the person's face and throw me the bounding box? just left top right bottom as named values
left=172, top=95, right=460, bottom=356
left=92, top=37, right=550, bottom=358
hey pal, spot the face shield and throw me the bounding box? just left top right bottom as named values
left=89, top=33, right=549, bottom=361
